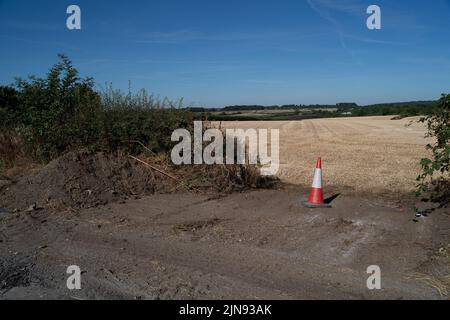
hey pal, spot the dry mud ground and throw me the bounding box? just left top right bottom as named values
left=1, top=187, right=449, bottom=299
left=1, top=116, right=449, bottom=299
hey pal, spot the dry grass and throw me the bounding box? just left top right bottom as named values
left=135, top=152, right=278, bottom=194
left=0, top=131, right=41, bottom=178
left=220, top=116, right=432, bottom=194
left=409, top=273, right=450, bottom=297
left=0, top=131, right=24, bottom=169
left=407, top=245, right=450, bottom=297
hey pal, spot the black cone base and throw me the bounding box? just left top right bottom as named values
left=302, top=201, right=332, bottom=208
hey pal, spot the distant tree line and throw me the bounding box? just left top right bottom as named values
left=189, top=101, right=437, bottom=117
left=222, top=104, right=339, bottom=111
left=339, top=101, right=437, bottom=117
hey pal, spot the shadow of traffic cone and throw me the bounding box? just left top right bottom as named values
left=303, top=157, right=332, bottom=208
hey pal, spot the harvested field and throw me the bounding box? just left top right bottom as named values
left=220, top=116, right=431, bottom=195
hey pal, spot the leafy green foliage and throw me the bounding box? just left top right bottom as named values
left=1, top=54, right=192, bottom=163
left=417, top=94, right=450, bottom=199
left=0, top=86, right=19, bottom=128
left=339, top=102, right=437, bottom=117
left=0, top=86, right=24, bottom=168
left=12, top=54, right=103, bottom=160
left=100, top=84, right=192, bottom=153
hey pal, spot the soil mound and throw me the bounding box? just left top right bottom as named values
left=0, top=149, right=278, bottom=213
left=0, top=150, right=172, bottom=211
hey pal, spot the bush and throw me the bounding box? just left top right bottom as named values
left=0, top=86, right=20, bottom=128
left=1, top=54, right=193, bottom=163
left=12, top=54, right=103, bottom=161
left=417, top=94, right=450, bottom=205
left=100, top=84, right=193, bottom=154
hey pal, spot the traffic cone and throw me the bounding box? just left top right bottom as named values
left=303, top=157, right=331, bottom=208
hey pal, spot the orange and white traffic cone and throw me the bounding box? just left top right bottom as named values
left=303, top=157, right=332, bottom=208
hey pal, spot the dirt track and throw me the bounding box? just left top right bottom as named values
left=1, top=186, right=448, bottom=299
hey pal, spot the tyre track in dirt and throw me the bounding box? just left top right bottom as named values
left=36, top=223, right=437, bottom=300
left=2, top=189, right=443, bottom=300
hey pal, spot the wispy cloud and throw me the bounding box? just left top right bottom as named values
left=305, top=0, right=355, bottom=57
left=133, top=30, right=200, bottom=44
left=75, top=57, right=256, bottom=68
left=0, top=19, right=58, bottom=31
left=342, top=34, right=413, bottom=45
left=305, top=0, right=411, bottom=66
left=239, top=79, right=284, bottom=85
left=133, top=29, right=327, bottom=44
left=306, top=0, right=365, bottom=15
left=0, top=34, right=84, bottom=52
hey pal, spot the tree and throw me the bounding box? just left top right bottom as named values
left=14, top=54, right=103, bottom=160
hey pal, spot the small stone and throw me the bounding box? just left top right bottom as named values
left=26, top=204, right=37, bottom=212
left=26, top=203, right=44, bottom=212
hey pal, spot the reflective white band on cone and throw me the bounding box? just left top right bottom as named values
left=311, top=168, right=322, bottom=189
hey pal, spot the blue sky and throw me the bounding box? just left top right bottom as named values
left=1, top=0, right=449, bottom=107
